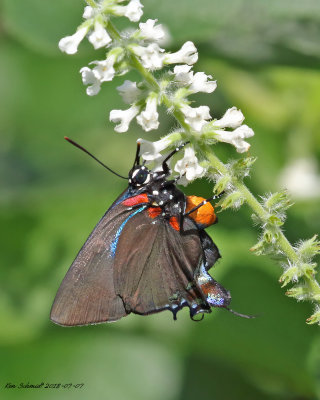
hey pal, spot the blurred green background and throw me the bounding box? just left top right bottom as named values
left=1, top=0, right=320, bottom=399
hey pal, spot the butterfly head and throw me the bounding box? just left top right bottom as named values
left=128, top=165, right=152, bottom=187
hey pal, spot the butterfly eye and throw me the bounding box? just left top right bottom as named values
left=132, top=168, right=150, bottom=185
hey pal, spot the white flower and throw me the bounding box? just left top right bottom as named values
left=173, top=66, right=216, bottom=94
left=139, top=19, right=165, bottom=42
left=112, top=0, right=143, bottom=22
left=215, top=125, right=254, bottom=153
left=213, top=107, right=245, bottom=129
left=207, top=107, right=253, bottom=152
left=117, top=80, right=141, bottom=104
left=113, top=0, right=144, bottom=22
left=83, top=6, right=95, bottom=19
left=110, top=105, right=140, bottom=133
left=131, top=43, right=164, bottom=70
left=279, top=158, right=320, bottom=199
left=59, top=26, right=88, bottom=55
left=181, top=105, right=211, bottom=132
left=138, top=137, right=171, bottom=161
left=174, top=147, right=205, bottom=186
left=88, top=21, right=112, bottom=49
left=90, top=54, right=116, bottom=82
left=165, top=41, right=198, bottom=65
left=136, top=96, right=159, bottom=131
left=80, top=51, right=121, bottom=95
left=173, top=65, right=193, bottom=85
left=189, top=72, right=217, bottom=93
left=80, top=67, right=101, bottom=96
left=125, top=0, right=143, bottom=21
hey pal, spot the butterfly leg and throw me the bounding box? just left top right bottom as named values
left=160, top=143, right=190, bottom=175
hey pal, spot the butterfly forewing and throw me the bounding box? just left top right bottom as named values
left=50, top=191, right=135, bottom=326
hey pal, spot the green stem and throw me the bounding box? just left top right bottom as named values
left=105, top=20, right=320, bottom=323
left=106, top=20, right=121, bottom=41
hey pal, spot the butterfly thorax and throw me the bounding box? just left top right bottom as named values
left=127, top=166, right=186, bottom=220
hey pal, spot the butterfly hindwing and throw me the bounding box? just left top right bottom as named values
left=113, top=209, right=209, bottom=317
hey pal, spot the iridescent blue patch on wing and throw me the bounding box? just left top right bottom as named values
left=110, top=205, right=146, bottom=257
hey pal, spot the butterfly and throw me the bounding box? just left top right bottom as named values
left=50, top=138, right=251, bottom=326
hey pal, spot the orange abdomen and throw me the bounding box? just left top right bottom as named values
left=186, top=196, right=217, bottom=228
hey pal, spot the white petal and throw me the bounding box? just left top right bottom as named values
left=165, top=41, right=198, bottom=65
left=124, top=0, right=144, bottom=22
left=173, top=65, right=192, bottom=74
left=234, top=140, right=251, bottom=153
left=80, top=67, right=101, bottom=96
left=138, top=137, right=171, bottom=161
left=139, top=19, right=165, bottom=41
left=214, top=107, right=245, bottom=129
left=189, top=72, right=217, bottom=93
left=136, top=97, right=159, bottom=132
left=132, top=43, right=164, bottom=70
left=83, top=6, right=94, bottom=19
left=181, top=105, right=211, bottom=132
left=117, top=80, right=141, bottom=104
left=173, top=65, right=193, bottom=85
left=110, top=105, right=140, bottom=133
left=59, top=27, right=88, bottom=55
left=88, top=21, right=112, bottom=49
left=91, top=57, right=115, bottom=82
left=214, top=124, right=254, bottom=153
left=232, top=124, right=254, bottom=139
left=174, top=147, right=205, bottom=185
left=80, top=67, right=96, bottom=85
left=86, top=82, right=101, bottom=96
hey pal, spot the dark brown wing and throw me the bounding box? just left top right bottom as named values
left=50, top=191, right=143, bottom=326
left=198, top=230, right=221, bottom=270
left=113, top=211, right=209, bottom=318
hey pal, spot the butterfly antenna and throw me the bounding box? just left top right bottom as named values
left=225, top=307, right=257, bottom=319
left=64, top=137, right=128, bottom=180
left=134, top=142, right=141, bottom=166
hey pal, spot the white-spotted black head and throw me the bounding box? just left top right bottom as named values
left=129, top=165, right=151, bottom=187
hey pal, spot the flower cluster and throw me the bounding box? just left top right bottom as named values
left=58, top=0, right=254, bottom=185
left=59, top=0, right=144, bottom=55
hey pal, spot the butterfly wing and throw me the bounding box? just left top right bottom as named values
left=50, top=190, right=140, bottom=326
left=51, top=191, right=229, bottom=325
left=198, top=230, right=221, bottom=270
left=113, top=210, right=211, bottom=318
